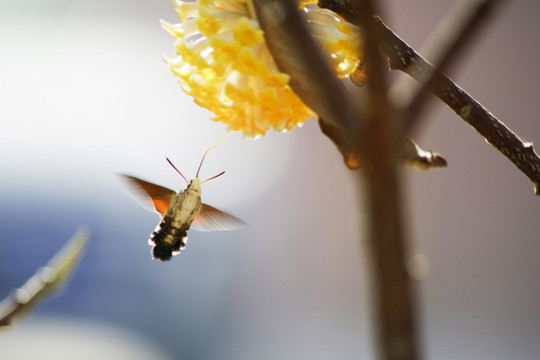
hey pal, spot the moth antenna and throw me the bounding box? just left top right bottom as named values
left=166, top=157, right=189, bottom=185
left=201, top=171, right=225, bottom=184
left=195, top=132, right=230, bottom=178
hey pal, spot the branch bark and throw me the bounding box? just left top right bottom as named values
left=319, top=119, right=447, bottom=169
left=252, top=0, right=358, bottom=131
left=354, top=1, right=420, bottom=359
left=254, top=1, right=539, bottom=359
left=377, top=17, right=540, bottom=194
left=0, top=227, right=89, bottom=327
left=319, top=0, right=540, bottom=194
left=253, top=1, right=421, bottom=359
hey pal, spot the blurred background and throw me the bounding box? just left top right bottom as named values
left=0, top=0, right=539, bottom=359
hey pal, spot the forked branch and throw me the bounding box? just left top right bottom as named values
left=319, top=0, right=540, bottom=194
left=376, top=17, right=540, bottom=194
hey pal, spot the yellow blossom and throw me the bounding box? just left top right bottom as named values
left=163, top=0, right=363, bottom=137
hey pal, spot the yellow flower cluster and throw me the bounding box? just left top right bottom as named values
left=163, top=0, right=362, bottom=137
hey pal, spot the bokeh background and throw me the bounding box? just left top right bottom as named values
left=1, top=1, right=539, bottom=359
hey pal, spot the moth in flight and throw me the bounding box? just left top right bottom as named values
left=119, top=139, right=245, bottom=261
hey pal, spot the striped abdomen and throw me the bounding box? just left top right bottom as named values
left=149, top=180, right=202, bottom=261
left=150, top=216, right=192, bottom=261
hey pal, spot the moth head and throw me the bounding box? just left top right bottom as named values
left=188, top=177, right=201, bottom=190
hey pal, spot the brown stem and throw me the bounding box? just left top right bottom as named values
left=375, top=17, right=540, bottom=194
left=319, top=0, right=540, bottom=194
left=318, top=119, right=447, bottom=170
left=252, top=0, right=359, bottom=132
left=254, top=1, right=422, bottom=358
left=0, top=227, right=89, bottom=327
left=354, top=1, right=420, bottom=359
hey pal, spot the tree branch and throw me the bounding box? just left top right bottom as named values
left=252, top=0, right=358, bottom=132
left=353, top=1, right=420, bottom=359
left=319, top=0, right=540, bottom=194
left=0, top=227, right=90, bottom=327
left=377, top=17, right=540, bottom=194
left=253, top=1, right=422, bottom=359
left=254, top=0, right=447, bottom=171
left=319, top=119, right=447, bottom=169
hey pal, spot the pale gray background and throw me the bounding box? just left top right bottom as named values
left=0, top=1, right=539, bottom=359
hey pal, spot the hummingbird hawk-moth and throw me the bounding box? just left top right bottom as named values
left=119, top=141, right=245, bottom=261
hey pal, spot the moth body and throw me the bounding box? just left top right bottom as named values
left=118, top=135, right=245, bottom=261
left=150, top=178, right=202, bottom=261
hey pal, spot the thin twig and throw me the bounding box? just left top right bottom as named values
left=319, top=0, right=540, bottom=194
left=0, top=227, right=90, bottom=327
left=402, top=0, right=502, bottom=132
left=318, top=119, right=447, bottom=169
left=375, top=17, right=540, bottom=194
left=401, top=137, right=447, bottom=170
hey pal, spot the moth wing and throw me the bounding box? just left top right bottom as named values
left=191, top=203, right=247, bottom=232
left=117, top=174, right=176, bottom=216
